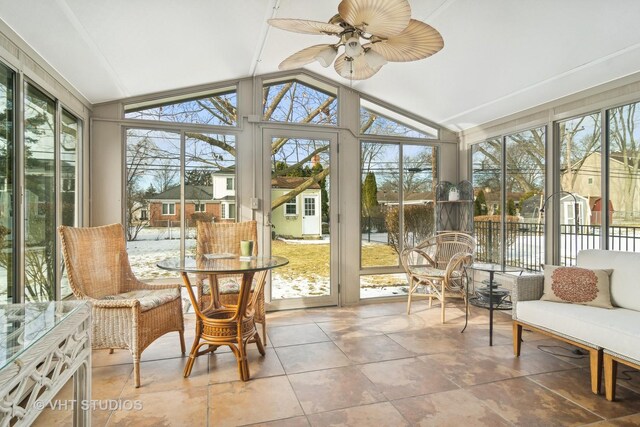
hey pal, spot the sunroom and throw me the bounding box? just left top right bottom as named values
left=1, top=1, right=640, bottom=426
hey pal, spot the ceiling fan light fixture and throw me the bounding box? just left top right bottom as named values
left=344, top=36, right=364, bottom=58
left=364, top=48, right=387, bottom=68
left=315, top=46, right=338, bottom=67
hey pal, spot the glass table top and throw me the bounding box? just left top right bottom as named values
left=157, top=255, right=289, bottom=274
left=466, top=262, right=522, bottom=273
left=0, top=301, right=87, bottom=371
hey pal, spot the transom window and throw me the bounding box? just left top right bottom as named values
left=263, top=78, right=337, bottom=126
left=124, top=88, right=237, bottom=126
left=360, top=99, right=437, bottom=138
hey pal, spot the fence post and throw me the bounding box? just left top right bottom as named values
left=488, top=220, right=493, bottom=263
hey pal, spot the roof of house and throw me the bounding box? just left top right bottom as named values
left=148, top=185, right=213, bottom=201
left=271, top=176, right=320, bottom=190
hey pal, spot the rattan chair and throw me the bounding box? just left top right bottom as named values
left=401, top=232, right=476, bottom=322
left=195, top=220, right=267, bottom=343
left=59, top=224, right=185, bottom=387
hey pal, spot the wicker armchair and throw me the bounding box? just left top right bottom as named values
left=59, top=224, right=185, bottom=388
left=401, top=232, right=476, bottom=322
left=195, top=220, right=267, bottom=343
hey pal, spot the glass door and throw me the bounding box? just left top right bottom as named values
left=263, top=129, right=338, bottom=309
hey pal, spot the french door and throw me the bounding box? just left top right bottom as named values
left=262, top=129, right=339, bottom=309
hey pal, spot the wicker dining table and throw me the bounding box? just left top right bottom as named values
left=157, top=255, right=288, bottom=380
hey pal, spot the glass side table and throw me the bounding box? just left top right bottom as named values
left=462, top=263, right=521, bottom=345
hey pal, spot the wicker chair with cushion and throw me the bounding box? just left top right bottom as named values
left=59, top=224, right=185, bottom=388
left=195, top=220, right=267, bottom=343
left=401, top=232, right=476, bottom=322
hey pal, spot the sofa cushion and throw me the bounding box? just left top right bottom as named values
left=578, top=250, right=640, bottom=311
left=516, top=300, right=640, bottom=362
left=541, top=265, right=613, bottom=308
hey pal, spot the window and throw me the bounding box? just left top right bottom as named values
left=222, top=202, right=236, bottom=219
left=559, top=113, right=601, bottom=262
left=360, top=141, right=438, bottom=298
left=140, top=209, right=148, bottom=220
left=124, top=88, right=237, bottom=126
left=472, top=127, right=546, bottom=270
left=284, top=199, right=297, bottom=216
left=194, top=203, right=205, bottom=212
left=226, top=177, right=234, bottom=191
left=360, top=99, right=437, bottom=138
left=608, top=101, right=640, bottom=252
left=162, top=203, right=175, bottom=215
left=0, top=63, right=13, bottom=303
left=263, top=78, right=337, bottom=126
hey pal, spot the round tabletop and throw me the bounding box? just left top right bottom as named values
left=465, top=262, right=521, bottom=273
left=157, top=255, right=289, bottom=274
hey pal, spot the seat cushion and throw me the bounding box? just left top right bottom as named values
left=516, top=300, right=640, bottom=362
left=202, top=278, right=256, bottom=295
left=101, top=288, right=180, bottom=312
left=411, top=266, right=446, bottom=278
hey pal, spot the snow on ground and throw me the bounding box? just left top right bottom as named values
left=126, top=227, right=404, bottom=299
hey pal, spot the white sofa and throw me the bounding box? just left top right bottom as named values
left=512, top=250, right=640, bottom=400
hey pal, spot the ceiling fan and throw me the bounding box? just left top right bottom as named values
left=268, top=0, right=444, bottom=80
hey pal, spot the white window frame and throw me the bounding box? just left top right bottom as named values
left=194, top=202, right=206, bottom=212
left=284, top=198, right=298, bottom=216
left=221, top=202, right=236, bottom=219
left=162, top=202, right=175, bottom=216
left=226, top=177, right=234, bottom=191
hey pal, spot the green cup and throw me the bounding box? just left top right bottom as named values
left=240, top=240, right=254, bottom=257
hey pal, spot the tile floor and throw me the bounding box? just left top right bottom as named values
left=34, top=300, right=640, bottom=426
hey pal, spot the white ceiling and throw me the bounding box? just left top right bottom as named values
left=2, top=0, right=640, bottom=131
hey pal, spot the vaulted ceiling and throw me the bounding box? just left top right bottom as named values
left=2, top=0, right=640, bottom=130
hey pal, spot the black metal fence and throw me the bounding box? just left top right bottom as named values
left=475, top=220, right=640, bottom=271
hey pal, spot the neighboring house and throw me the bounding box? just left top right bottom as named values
left=271, top=176, right=322, bottom=238
left=520, top=193, right=590, bottom=226
left=377, top=191, right=434, bottom=206
left=147, top=185, right=230, bottom=227
left=564, top=151, right=640, bottom=224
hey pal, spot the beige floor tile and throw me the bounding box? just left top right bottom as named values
left=366, top=314, right=429, bottom=334
left=315, top=319, right=384, bottom=340
left=275, top=342, right=351, bottom=374
left=209, top=376, right=304, bottom=426
left=586, top=413, right=640, bottom=426
left=360, top=357, right=458, bottom=400
left=92, top=365, right=134, bottom=399
left=422, top=342, right=575, bottom=387
left=121, top=354, right=209, bottom=394
left=246, top=416, right=310, bottom=426
left=333, top=335, right=414, bottom=364
left=209, top=348, right=284, bottom=384
left=391, top=388, right=511, bottom=426
left=469, top=377, right=602, bottom=426
left=307, top=402, right=409, bottom=427
left=108, top=386, right=208, bottom=426
left=268, top=323, right=330, bottom=347
left=288, top=366, right=386, bottom=414
left=266, top=309, right=317, bottom=327
left=529, top=368, right=640, bottom=419
left=345, top=301, right=408, bottom=318
left=92, top=348, right=135, bottom=368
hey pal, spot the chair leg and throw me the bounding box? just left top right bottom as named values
left=440, top=292, right=446, bottom=324
left=254, top=331, right=266, bottom=356
left=262, top=321, right=267, bottom=347
left=133, top=356, right=141, bottom=388
left=406, top=285, right=413, bottom=314
left=604, top=353, right=617, bottom=401
left=237, top=341, right=250, bottom=381
left=513, top=322, right=522, bottom=357
left=589, top=348, right=603, bottom=395
left=428, top=296, right=432, bottom=309
left=179, top=330, right=186, bottom=355
left=109, top=348, right=114, bottom=354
